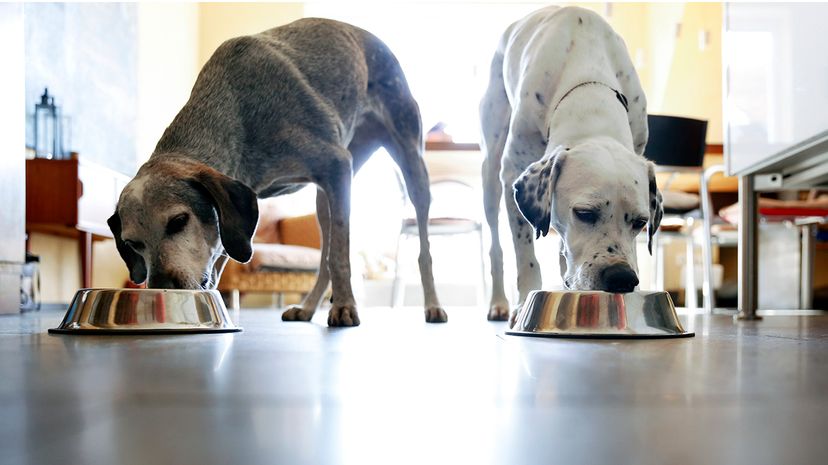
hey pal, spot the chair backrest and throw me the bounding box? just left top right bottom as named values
left=644, top=115, right=708, bottom=167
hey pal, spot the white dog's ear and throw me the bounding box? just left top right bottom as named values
left=190, top=167, right=259, bottom=263
left=513, top=146, right=567, bottom=239
left=107, top=211, right=148, bottom=284
left=647, top=162, right=663, bottom=255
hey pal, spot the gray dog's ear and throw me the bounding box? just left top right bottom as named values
left=647, top=162, right=663, bottom=255
left=513, top=146, right=567, bottom=239
left=190, top=167, right=259, bottom=263
left=107, top=211, right=148, bottom=284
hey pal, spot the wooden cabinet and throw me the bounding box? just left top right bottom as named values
left=25, top=157, right=128, bottom=287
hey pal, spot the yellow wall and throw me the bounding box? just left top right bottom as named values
left=571, top=2, right=723, bottom=143
left=198, top=3, right=304, bottom=67
left=657, top=2, right=723, bottom=143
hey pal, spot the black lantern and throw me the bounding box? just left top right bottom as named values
left=34, top=88, right=60, bottom=159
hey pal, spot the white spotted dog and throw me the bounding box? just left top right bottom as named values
left=480, top=6, right=663, bottom=323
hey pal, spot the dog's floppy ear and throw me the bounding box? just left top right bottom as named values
left=513, top=146, right=567, bottom=239
left=190, top=167, right=259, bottom=263
left=107, top=211, right=148, bottom=284
left=647, top=162, right=664, bottom=255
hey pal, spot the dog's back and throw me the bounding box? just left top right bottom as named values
left=155, top=18, right=418, bottom=169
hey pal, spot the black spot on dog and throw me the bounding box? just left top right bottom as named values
left=587, top=263, right=593, bottom=267
left=536, top=184, right=547, bottom=198
left=624, top=213, right=629, bottom=221
left=634, top=95, right=640, bottom=103
left=593, top=253, right=598, bottom=259
left=607, top=247, right=614, bottom=253
left=634, top=180, right=639, bottom=185
left=615, top=70, right=623, bottom=78
left=529, top=262, right=534, bottom=268
left=535, top=92, right=544, bottom=105
left=606, top=201, right=610, bottom=206
left=578, top=17, right=583, bottom=25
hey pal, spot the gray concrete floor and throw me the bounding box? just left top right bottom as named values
left=1, top=306, right=828, bottom=465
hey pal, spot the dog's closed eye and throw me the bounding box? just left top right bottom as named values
left=166, top=213, right=190, bottom=236
left=573, top=208, right=599, bottom=225
left=631, top=217, right=648, bottom=231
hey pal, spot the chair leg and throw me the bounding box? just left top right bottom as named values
left=229, top=289, right=240, bottom=310
left=800, top=223, right=816, bottom=309
left=700, top=165, right=723, bottom=313
left=685, top=217, right=698, bottom=310
left=654, top=233, right=666, bottom=291
left=477, top=226, right=487, bottom=307
left=391, top=232, right=405, bottom=308
left=651, top=232, right=661, bottom=291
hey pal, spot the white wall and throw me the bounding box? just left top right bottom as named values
left=32, top=4, right=200, bottom=303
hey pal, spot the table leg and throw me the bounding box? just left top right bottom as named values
left=79, top=231, right=92, bottom=289
left=736, top=175, right=761, bottom=320
left=800, top=223, right=816, bottom=310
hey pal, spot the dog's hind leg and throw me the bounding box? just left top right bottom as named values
left=480, top=50, right=512, bottom=321
left=375, top=119, right=446, bottom=323
left=282, top=187, right=331, bottom=322
left=391, top=146, right=447, bottom=323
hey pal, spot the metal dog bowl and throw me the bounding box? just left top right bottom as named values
left=49, top=288, right=242, bottom=335
left=506, top=290, right=693, bottom=339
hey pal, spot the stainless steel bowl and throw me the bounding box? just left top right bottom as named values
left=49, top=288, right=242, bottom=335
left=506, top=290, right=693, bottom=338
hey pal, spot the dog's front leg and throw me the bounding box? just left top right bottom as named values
left=502, top=165, right=542, bottom=319
left=318, top=161, right=359, bottom=327
left=282, top=187, right=331, bottom=322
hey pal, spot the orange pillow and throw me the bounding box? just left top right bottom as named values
left=278, top=214, right=321, bottom=249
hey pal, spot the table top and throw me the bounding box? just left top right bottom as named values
left=2, top=306, right=827, bottom=465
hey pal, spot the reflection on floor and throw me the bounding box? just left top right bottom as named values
left=2, top=307, right=828, bottom=464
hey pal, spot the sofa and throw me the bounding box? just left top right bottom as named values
left=218, top=197, right=322, bottom=309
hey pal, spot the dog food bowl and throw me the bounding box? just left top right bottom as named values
left=49, top=288, right=242, bottom=335
left=506, top=290, right=693, bottom=338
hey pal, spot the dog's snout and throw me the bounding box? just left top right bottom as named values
left=600, top=263, right=639, bottom=293
left=148, top=275, right=185, bottom=289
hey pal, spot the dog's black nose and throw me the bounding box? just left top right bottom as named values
left=148, top=275, right=184, bottom=289
left=600, top=263, right=639, bottom=293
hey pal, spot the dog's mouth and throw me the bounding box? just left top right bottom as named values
left=200, top=254, right=229, bottom=290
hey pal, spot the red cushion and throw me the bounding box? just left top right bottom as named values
left=759, top=207, right=828, bottom=217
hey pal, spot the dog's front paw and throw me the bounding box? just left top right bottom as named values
left=282, top=306, right=315, bottom=322
left=487, top=304, right=510, bottom=321
left=328, top=305, right=360, bottom=327
left=425, top=306, right=448, bottom=323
